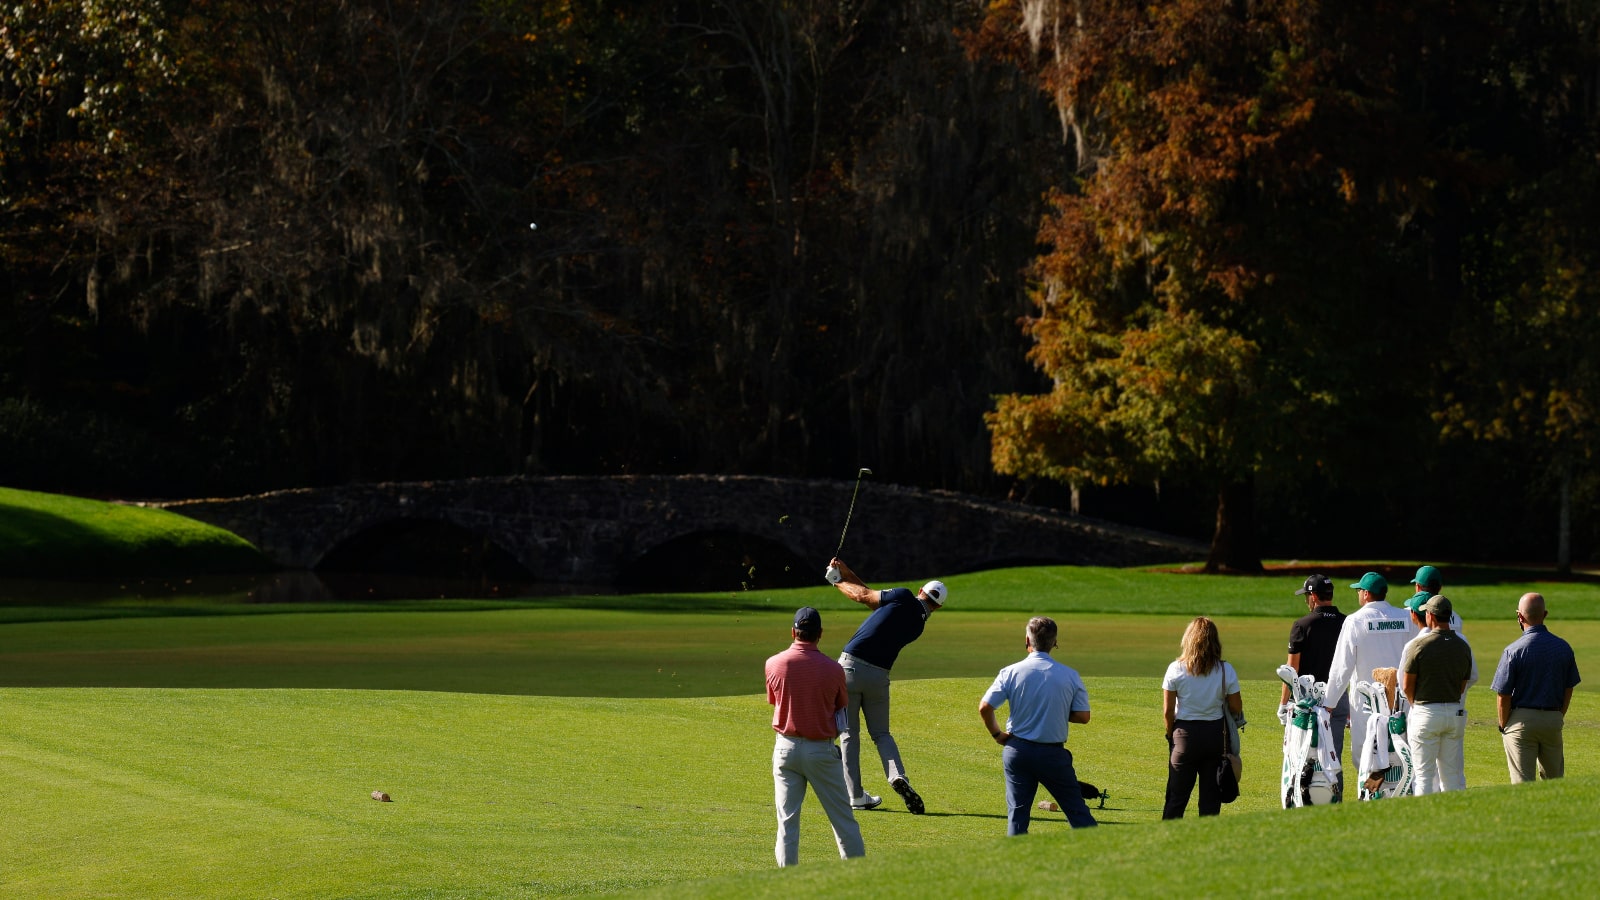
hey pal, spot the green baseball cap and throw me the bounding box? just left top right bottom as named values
left=1410, top=565, right=1442, bottom=592
left=1404, top=591, right=1431, bottom=615
left=1350, top=572, right=1388, bottom=593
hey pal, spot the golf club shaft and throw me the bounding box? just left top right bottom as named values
left=834, top=468, right=871, bottom=557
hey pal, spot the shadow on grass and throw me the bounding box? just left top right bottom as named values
left=1155, top=561, right=1600, bottom=586
left=0, top=567, right=824, bottom=625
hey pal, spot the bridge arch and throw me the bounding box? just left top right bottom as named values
left=152, top=475, right=1207, bottom=587
left=617, top=528, right=813, bottom=592
left=316, top=516, right=533, bottom=580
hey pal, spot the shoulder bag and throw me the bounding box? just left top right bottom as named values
left=1216, top=661, right=1242, bottom=803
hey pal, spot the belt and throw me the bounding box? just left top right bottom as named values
left=1513, top=705, right=1562, bottom=712
left=1012, top=737, right=1064, bottom=747
left=776, top=733, right=835, bottom=742
left=1414, top=700, right=1460, bottom=705
left=839, top=652, right=889, bottom=671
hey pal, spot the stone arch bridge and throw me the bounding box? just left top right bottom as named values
left=155, top=475, right=1206, bottom=586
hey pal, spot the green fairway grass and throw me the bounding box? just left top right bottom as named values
left=11, top=562, right=1600, bottom=623
left=3, top=562, right=1596, bottom=897
left=5, top=605, right=1597, bottom=701
left=641, top=775, right=1600, bottom=898
left=2, top=680, right=1595, bottom=898
left=0, top=486, right=270, bottom=577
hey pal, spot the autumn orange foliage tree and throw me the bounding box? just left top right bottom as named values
left=981, top=0, right=1501, bottom=571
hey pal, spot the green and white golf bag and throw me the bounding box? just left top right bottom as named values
left=1278, top=666, right=1341, bottom=808
left=1354, top=680, right=1413, bottom=800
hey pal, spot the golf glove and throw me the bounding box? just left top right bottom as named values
left=1277, top=703, right=1293, bottom=726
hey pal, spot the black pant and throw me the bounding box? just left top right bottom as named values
left=1163, top=717, right=1224, bottom=819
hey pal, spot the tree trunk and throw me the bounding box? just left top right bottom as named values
left=1558, top=460, right=1572, bottom=575
left=1205, top=477, right=1264, bottom=574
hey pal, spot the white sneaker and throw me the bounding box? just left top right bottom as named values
left=851, top=794, right=882, bottom=810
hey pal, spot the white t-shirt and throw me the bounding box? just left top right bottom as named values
left=1163, top=660, right=1240, bottom=721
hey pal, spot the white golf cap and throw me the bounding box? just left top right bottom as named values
left=920, top=580, right=948, bottom=606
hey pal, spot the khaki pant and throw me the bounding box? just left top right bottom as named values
left=773, top=734, right=865, bottom=866
left=1503, top=707, right=1565, bottom=783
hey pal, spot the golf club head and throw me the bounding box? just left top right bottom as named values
left=1298, top=674, right=1316, bottom=699
left=1354, top=681, right=1378, bottom=715
left=1275, top=664, right=1299, bottom=687
left=858, top=467, right=872, bottom=477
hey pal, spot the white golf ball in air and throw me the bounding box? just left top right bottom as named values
left=529, top=222, right=538, bottom=230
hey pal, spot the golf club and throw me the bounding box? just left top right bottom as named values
left=1298, top=674, right=1317, bottom=705
left=1276, top=664, right=1306, bottom=704
left=825, top=468, right=872, bottom=583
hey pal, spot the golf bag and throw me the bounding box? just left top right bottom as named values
left=1354, top=669, right=1413, bottom=800
left=1278, top=665, right=1341, bottom=808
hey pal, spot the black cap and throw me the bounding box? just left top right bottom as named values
left=1295, top=574, right=1334, bottom=597
left=794, top=607, right=822, bottom=630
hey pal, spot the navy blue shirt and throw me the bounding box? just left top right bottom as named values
left=841, top=587, right=927, bottom=670
left=1490, top=624, right=1582, bottom=710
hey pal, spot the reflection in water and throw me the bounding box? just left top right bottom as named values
left=0, top=570, right=616, bottom=605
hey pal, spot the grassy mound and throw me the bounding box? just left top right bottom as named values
left=0, top=486, right=270, bottom=577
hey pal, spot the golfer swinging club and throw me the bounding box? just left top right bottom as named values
left=827, top=557, right=945, bottom=814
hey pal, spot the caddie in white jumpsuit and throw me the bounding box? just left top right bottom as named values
left=1323, top=572, right=1417, bottom=763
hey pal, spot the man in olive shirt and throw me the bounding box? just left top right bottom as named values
left=1400, top=590, right=1478, bottom=791
left=1400, top=595, right=1475, bottom=795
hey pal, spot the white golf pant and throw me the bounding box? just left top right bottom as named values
left=772, top=734, right=864, bottom=867
left=1407, top=702, right=1466, bottom=795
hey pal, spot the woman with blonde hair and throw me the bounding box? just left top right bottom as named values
left=1161, top=616, right=1243, bottom=818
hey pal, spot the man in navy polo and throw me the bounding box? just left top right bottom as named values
left=1491, top=592, right=1582, bottom=783
left=827, top=557, right=945, bottom=815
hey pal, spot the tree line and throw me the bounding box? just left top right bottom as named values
left=3, top=0, right=1598, bottom=571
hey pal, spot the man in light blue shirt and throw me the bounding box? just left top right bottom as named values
left=979, top=616, right=1098, bottom=835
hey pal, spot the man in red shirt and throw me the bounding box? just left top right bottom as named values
left=766, top=606, right=866, bottom=867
